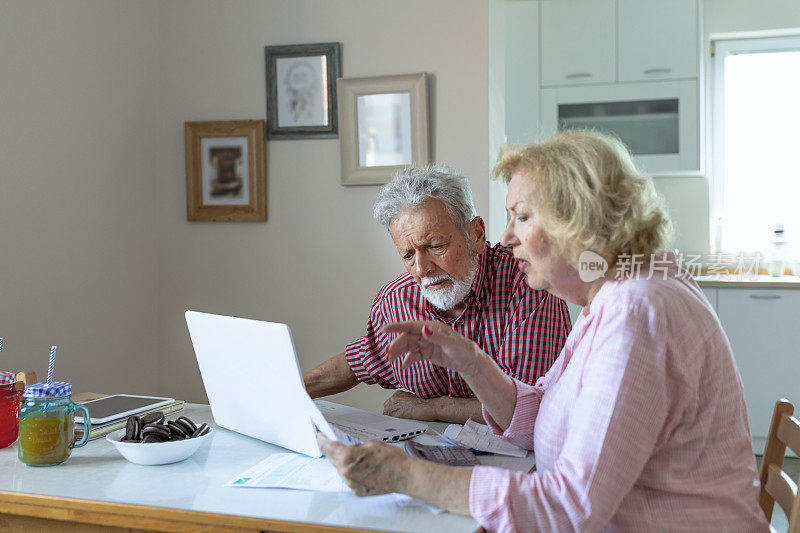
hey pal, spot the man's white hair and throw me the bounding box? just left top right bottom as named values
left=373, top=164, right=477, bottom=233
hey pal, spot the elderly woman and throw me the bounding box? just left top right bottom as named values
left=318, top=131, right=768, bottom=531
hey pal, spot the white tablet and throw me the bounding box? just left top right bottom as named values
left=75, top=394, right=175, bottom=424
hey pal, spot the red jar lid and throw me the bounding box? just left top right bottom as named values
left=0, top=372, right=15, bottom=385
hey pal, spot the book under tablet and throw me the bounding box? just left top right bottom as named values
left=185, top=310, right=427, bottom=457
left=75, top=394, right=175, bottom=424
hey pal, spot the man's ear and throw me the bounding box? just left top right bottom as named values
left=469, top=217, right=486, bottom=253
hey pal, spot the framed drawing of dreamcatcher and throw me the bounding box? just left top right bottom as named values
left=264, top=42, right=341, bottom=139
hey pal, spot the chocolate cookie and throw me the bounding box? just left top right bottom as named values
left=177, top=416, right=197, bottom=433
left=174, top=418, right=195, bottom=435
left=191, top=423, right=209, bottom=438
left=167, top=421, right=187, bottom=439
left=125, top=415, right=141, bottom=441
left=119, top=415, right=208, bottom=444
left=142, top=424, right=170, bottom=441
left=140, top=411, right=165, bottom=425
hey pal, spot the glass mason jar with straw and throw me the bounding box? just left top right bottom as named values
left=18, top=346, right=90, bottom=466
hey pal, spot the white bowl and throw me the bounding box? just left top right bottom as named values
left=106, top=427, right=213, bottom=465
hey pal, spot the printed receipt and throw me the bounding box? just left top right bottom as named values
left=443, top=419, right=528, bottom=457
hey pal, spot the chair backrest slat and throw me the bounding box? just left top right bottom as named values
left=760, top=400, right=794, bottom=522
left=759, top=398, right=800, bottom=532
left=778, top=415, right=800, bottom=458
left=766, top=464, right=798, bottom=519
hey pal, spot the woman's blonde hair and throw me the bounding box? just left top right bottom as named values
left=493, top=130, right=672, bottom=268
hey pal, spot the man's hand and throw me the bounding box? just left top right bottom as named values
left=383, top=390, right=484, bottom=424
left=383, top=390, right=437, bottom=421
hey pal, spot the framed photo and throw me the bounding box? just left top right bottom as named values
left=184, top=120, right=266, bottom=222
left=264, top=42, right=341, bottom=139
left=337, top=73, right=430, bottom=186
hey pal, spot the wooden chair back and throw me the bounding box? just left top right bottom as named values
left=759, top=398, right=800, bottom=533
left=14, top=371, right=37, bottom=391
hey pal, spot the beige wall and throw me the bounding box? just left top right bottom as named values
left=154, top=1, right=490, bottom=409
left=0, top=1, right=489, bottom=411
left=0, top=1, right=160, bottom=394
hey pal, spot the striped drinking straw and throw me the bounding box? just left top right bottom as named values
left=47, top=345, right=56, bottom=385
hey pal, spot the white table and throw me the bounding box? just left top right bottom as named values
left=0, top=403, right=535, bottom=532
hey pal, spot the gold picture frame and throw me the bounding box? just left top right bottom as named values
left=337, top=73, right=430, bottom=186
left=184, top=120, right=267, bottom=221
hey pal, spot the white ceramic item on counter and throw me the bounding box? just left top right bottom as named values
left=106, top=427, right=213, bottom=465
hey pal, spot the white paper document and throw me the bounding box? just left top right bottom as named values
left=226, top=453, right=350, bottom=492
left=444, top=419, right=528, bottom=458
left=226, top=453, right=445, bottom=514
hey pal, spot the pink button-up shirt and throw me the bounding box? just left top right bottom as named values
left=469, top=259, right=768, bottom=532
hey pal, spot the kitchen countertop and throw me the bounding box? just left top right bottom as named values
left=694, top=274, right=800, bottom=289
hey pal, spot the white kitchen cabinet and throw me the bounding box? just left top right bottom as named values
left=617, top=0, right=699, bottom=82
left=701, top=287, right=717, bottom=314
left=537, top=0, right=701, bottom=174
left=541, top=0, right=698, bottom=87
left=717, top=289, right=800, bottom=454
left=540, top=0, right=616, bottom=87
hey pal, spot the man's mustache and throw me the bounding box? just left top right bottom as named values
left=421, top=275, right=452, bottom=288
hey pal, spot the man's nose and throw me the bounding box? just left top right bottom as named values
left=413, top=252, right=434, bottom=277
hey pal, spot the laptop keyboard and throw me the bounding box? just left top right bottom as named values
left=329, top=422, right=423, bottom=443
left=329, top=423, right=373, bottom=443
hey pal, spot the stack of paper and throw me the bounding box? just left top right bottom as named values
left=443, top=419, right=528, bottom=457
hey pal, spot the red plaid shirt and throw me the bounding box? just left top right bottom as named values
left=345, top=243, right=571, bottom=398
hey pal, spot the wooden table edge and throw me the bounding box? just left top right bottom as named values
left=0, top=490, right=386, bottom=532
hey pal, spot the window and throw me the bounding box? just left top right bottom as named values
left=712, top=36, right=800, bottom=256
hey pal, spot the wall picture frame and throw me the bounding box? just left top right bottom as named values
left=338, top=73, right=430, bottom=186
left=264, top=42, right=341, bottom=139
left=184, top=120, right=267, bottom=222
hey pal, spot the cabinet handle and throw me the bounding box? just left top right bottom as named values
left=565, top=72, right=592, bottom=79
left=643, top=68, right=672, bottom=75
left=748, top=294, right=781, bottom=300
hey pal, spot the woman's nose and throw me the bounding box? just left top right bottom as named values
left=500, top=221, right=517, bottom=248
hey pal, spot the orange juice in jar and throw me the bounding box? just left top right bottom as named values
left=18, top=382, right=89, bottom=466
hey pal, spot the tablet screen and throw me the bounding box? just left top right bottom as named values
left=77, top=395, right=174, bottom=424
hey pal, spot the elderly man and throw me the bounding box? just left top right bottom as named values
left=303, top=165, right=570, bottom=424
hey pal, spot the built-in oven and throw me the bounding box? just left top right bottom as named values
left=541, top=79, right=699, bottom=175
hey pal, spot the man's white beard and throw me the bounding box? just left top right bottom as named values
left=420, top=254, right=479, bottom=311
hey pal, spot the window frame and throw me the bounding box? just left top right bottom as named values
left=710, top=34, right=800, bottom=252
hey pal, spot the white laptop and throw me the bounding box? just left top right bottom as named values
left=185, top=310, right=427, bottom=457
